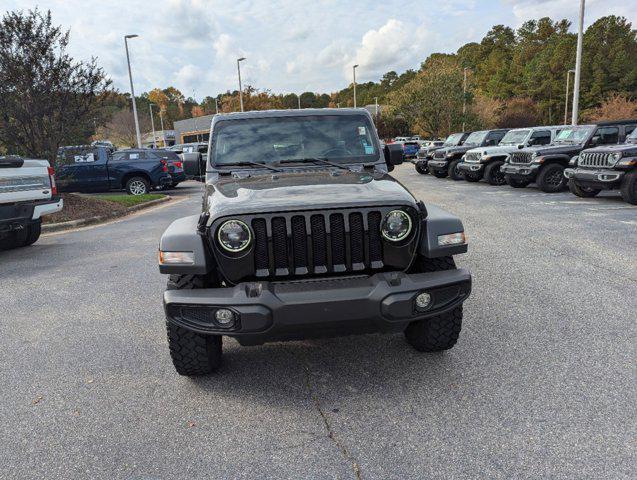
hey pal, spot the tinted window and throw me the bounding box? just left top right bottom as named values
left=625, top=125, right=636, bottom=136
left=212, top=115, right=378, bottom=166
left=112, top=152, right=126, bottom=162
left=594, top=127, right=619, bottom=145
left=529, top=130, right=551, bottom=145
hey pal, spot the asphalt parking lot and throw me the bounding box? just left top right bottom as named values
left=1, top=167, right=635, bottom=479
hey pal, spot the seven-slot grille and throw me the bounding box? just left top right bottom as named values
left=249, top=210, right=387, bottom=278
left=578, top=152, right=613, bottom=168
left=464, top=152, right=481, bottom=163
left=433, top=150, right=446, bottom=159
left=509, top=151, right=534, bottom=164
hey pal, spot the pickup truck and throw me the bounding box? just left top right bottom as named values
left=0, top=155, right=63, bottom=250
left=55, top=146, right=176, bottom=195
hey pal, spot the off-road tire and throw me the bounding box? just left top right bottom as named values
left=405, top=255, right=463, bottom=352
left=505, top=175, right=530, bottom=188
left=536, top=163, right=566, bottom=193
left=568, top=179, right=601, bottom=198
left=484, top=161, right=506, bottom=186
left=620, top=171, right=637, bottom=205
left=447, top=159, right=464, bottom=181
left=125, top=176, right=150, bottom=195
left=464, top=172, right=481, bottom=182
left=431, top=168, right=447, bottom=178
left=415, top=161, right=428, bottom=174
left=166, top=274, right=223, bottom=376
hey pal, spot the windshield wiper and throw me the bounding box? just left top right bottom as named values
left=225, top=161, right=281, bottom=172
left=277, top=157, right=352, bottom=171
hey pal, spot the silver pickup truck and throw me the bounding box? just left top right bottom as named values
left=0, top=156, right=63, bottom=250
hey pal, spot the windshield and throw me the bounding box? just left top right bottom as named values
left=500, top=129, right=530, bottom=145
left=627, top=128, right=637, bottom=142
left=212, top=115, right=378, bottom=166
left=443, top=133, right=464, bottom=146
left=463, top=131, right=488, bottom=146
left=554, top=126, right=593, bottom=144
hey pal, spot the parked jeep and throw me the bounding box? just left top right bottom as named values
left=501, top=120, right=637, bottom=192
left=428, top=129, right=509, bottom=180
left=158, top=109, right=472, bottom=376
left=457, top=126, right=560, bottom=185
left=56, top=146, right=175, bottom=195
left=1, top=155, right=63, bottom=250
left=414, top=132, right=469, bottom=175
left=565, top=125, right=637, bottom=204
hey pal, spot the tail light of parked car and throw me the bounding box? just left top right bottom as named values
left=174, top=161, right=183, bottom=169
left=47, top=166, right=58, bottom=195
left=160, top=159, right=168, bottom=172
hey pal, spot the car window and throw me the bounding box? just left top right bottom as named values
left=593, top=127, right=619, bottom=145
left=112, top=152, right=126, bottom=162
left=625, top=125, right=636, bottom=136
left=529, top=130, right=551, bottom=145
left=500, top=130, right=529, bottom=145
left=127, top=152, right=143, bottom=161
left=56, top=148, right=99, bottom=166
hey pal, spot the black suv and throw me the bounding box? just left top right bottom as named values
left=158, top=109, right=472, bottom=376
left=428, top=129, right=509, bottom=180
left=414, top=132, right=469, bottom=175
left=501, top=120, right=637, bottom=192
left=565, top=125, right=637, bottom=204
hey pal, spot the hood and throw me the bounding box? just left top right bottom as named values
left=440, top=145, right=474, bottom=156
left=204, top=168, right=416, bottom=218
left=522, top=143, right=583, bottom=156
left=583, top=142, right=637, bottom=155
left=469, top=144, right=518, bottom=156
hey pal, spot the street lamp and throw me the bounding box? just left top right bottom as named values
left=297, top=93, right=301, bottom=110
left=462, top=67, right=470, bottom=132
left=149, top=103, right=157, bottom=149
left=374, top=96, right=379, bottom=123
left=352, top=64, right=359, bottom=108
left=157, top=108, right=166, bottom=147
left=214, top=98, right=219, bottom=114
left=124, top=34, right=142, bottom=148
left=572, top=0, right=585, bottom=125
left=564, top=69, right=576, bottom=125
left=237, top=57, right=246, bottom=112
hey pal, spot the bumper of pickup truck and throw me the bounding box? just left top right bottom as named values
left=564, top=167, right=625, bottom=188
left=164, top=269, right=472, bottom=345
left=501, top=163, right=540, bottom=180
left=0, top=196, right=63, bottom=233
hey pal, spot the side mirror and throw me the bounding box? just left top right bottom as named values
left=384, top=143, right=403, bottom=171
left=181, top=152, right=204, bottom=178
left=589, top=136, right=600, bottom=146
left=518, top=144, right=525, bottom=149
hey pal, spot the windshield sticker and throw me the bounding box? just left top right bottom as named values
left=364, top=145, right=374, bottom=154
left=358, top=126, right=366, bottom=136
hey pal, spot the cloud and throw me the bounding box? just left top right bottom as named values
left=159, top=0, right=217, bottom=49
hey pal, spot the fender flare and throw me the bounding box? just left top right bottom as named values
left=418, top=205, right=468, bottom=258
left=539, top=154, right=571, bottom=165
left=159, top=215, right=212, bottom=274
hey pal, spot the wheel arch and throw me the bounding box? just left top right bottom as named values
left=121, top=171, right=152, bottom=189
left=159, top=215, right=214, bottom=275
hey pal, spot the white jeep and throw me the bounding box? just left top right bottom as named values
left=0, top=156, right=63, bottom=250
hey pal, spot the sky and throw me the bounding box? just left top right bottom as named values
left=3, top=0, right=636, bottom=100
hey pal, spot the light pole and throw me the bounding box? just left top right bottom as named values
left=374, top=96, right=379, bottom=123
left=158, top=108, right=166, bottom=147
left=214, top=98, right=219, bottom=114
left=124, top=34, right=142, bottom=148
left=149, top=103, right=157, bottom=149
left=564, top=69, right=576, bottom=125
left=572, top=0, right=585, bottom=125
left=237, top=57, right=246, bottom=112
left=462, top=67, right=469, bottom=132
left=297, top=94, right=301, bottom=110
left=352, top=64, right=359, bottom=108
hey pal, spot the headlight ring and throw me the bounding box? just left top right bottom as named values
left=381, top=210, right=413, bottom=242
left=217, top=219, right=252, bottom=252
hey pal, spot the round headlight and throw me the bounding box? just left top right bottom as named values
left=381, top=210, right=412, bottom=242
left=217, top=219, right=251, bottom=252
left=608, top=152, right=622, bottom=165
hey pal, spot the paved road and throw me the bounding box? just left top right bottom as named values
left=1, top=169, right=635, bottom=479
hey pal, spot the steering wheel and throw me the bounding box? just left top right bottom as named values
left=321, top=147, right=353, bottom=157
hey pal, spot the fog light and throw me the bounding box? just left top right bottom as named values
left=415, top=292, right=432, bottom=310
left=214, top=309, right=235, bottom=326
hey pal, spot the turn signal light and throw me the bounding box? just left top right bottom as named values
left=438, top=232, right=466, bottom=246
left=159, top=251, right=195, bottom=265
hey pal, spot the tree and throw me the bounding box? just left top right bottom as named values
left=96, top=108, right=151, bottom=148
left=583, top=93, right=637, bottom=121
left=0, top=9, right=111, bottom=162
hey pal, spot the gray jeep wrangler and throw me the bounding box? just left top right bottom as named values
left=158, top=109, right=472, bottom=376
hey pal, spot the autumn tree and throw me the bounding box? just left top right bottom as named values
left=583, top=93, right=637, bottom=122
left=0, top=9, right=111, bottom=162
left=97, top=108, right=151, bottom=148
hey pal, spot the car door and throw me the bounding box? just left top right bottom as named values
left=527, top=130, right=552, bottom=147
left=589, top=126, right=620, bottom=147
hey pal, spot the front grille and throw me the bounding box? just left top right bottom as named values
left=509, top=152, right=534, bottom=164
left=417, top=150, right=426, bottom=158
left=579, top=152, right=612, bottom=168
left=433, top=150, right=446, bottom=159
left=249, top=210, right=386, bottom=278
left=465, top=152, right=481, bottom=163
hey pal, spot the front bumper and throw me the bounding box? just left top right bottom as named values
left=164, top=269, right=471, bottom=345
left=457, top=162, right=484, bottom=174
left=501, top=163, right=540, bottom=180
left=427, top=159, right=449, bottom=170
left=564, top=167, right=625, bottom=189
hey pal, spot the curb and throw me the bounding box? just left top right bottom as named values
left=42, top=195, right=172, bottom=233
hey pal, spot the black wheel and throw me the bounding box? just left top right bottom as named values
left=484, top=161, right=506, bottom=186
left=505, top=175, right=530, bottom=188
left=464, top=172, right=481, bottom=182
left=620, top=171, right=637, bottom=205
left=568, top=179, right=601, bottom=198
left=125, top=176, right=150, bottom=195
left=415, top=161, right=428, bottom=175
left=0, top=226, right=29, bottom=250
left=165, top=274, right=223, bottom=376
left=447, top=159, right=464, bottom=181
left=24, top=220, right=42, bottom=246
left=536, top=164, right=566, bottom=193
left=432, top=169, right=447, bottom=178
left=404, top=255, right=463, bottom=352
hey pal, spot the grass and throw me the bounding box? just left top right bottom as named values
left=92, top=193, right=165, bottom=207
